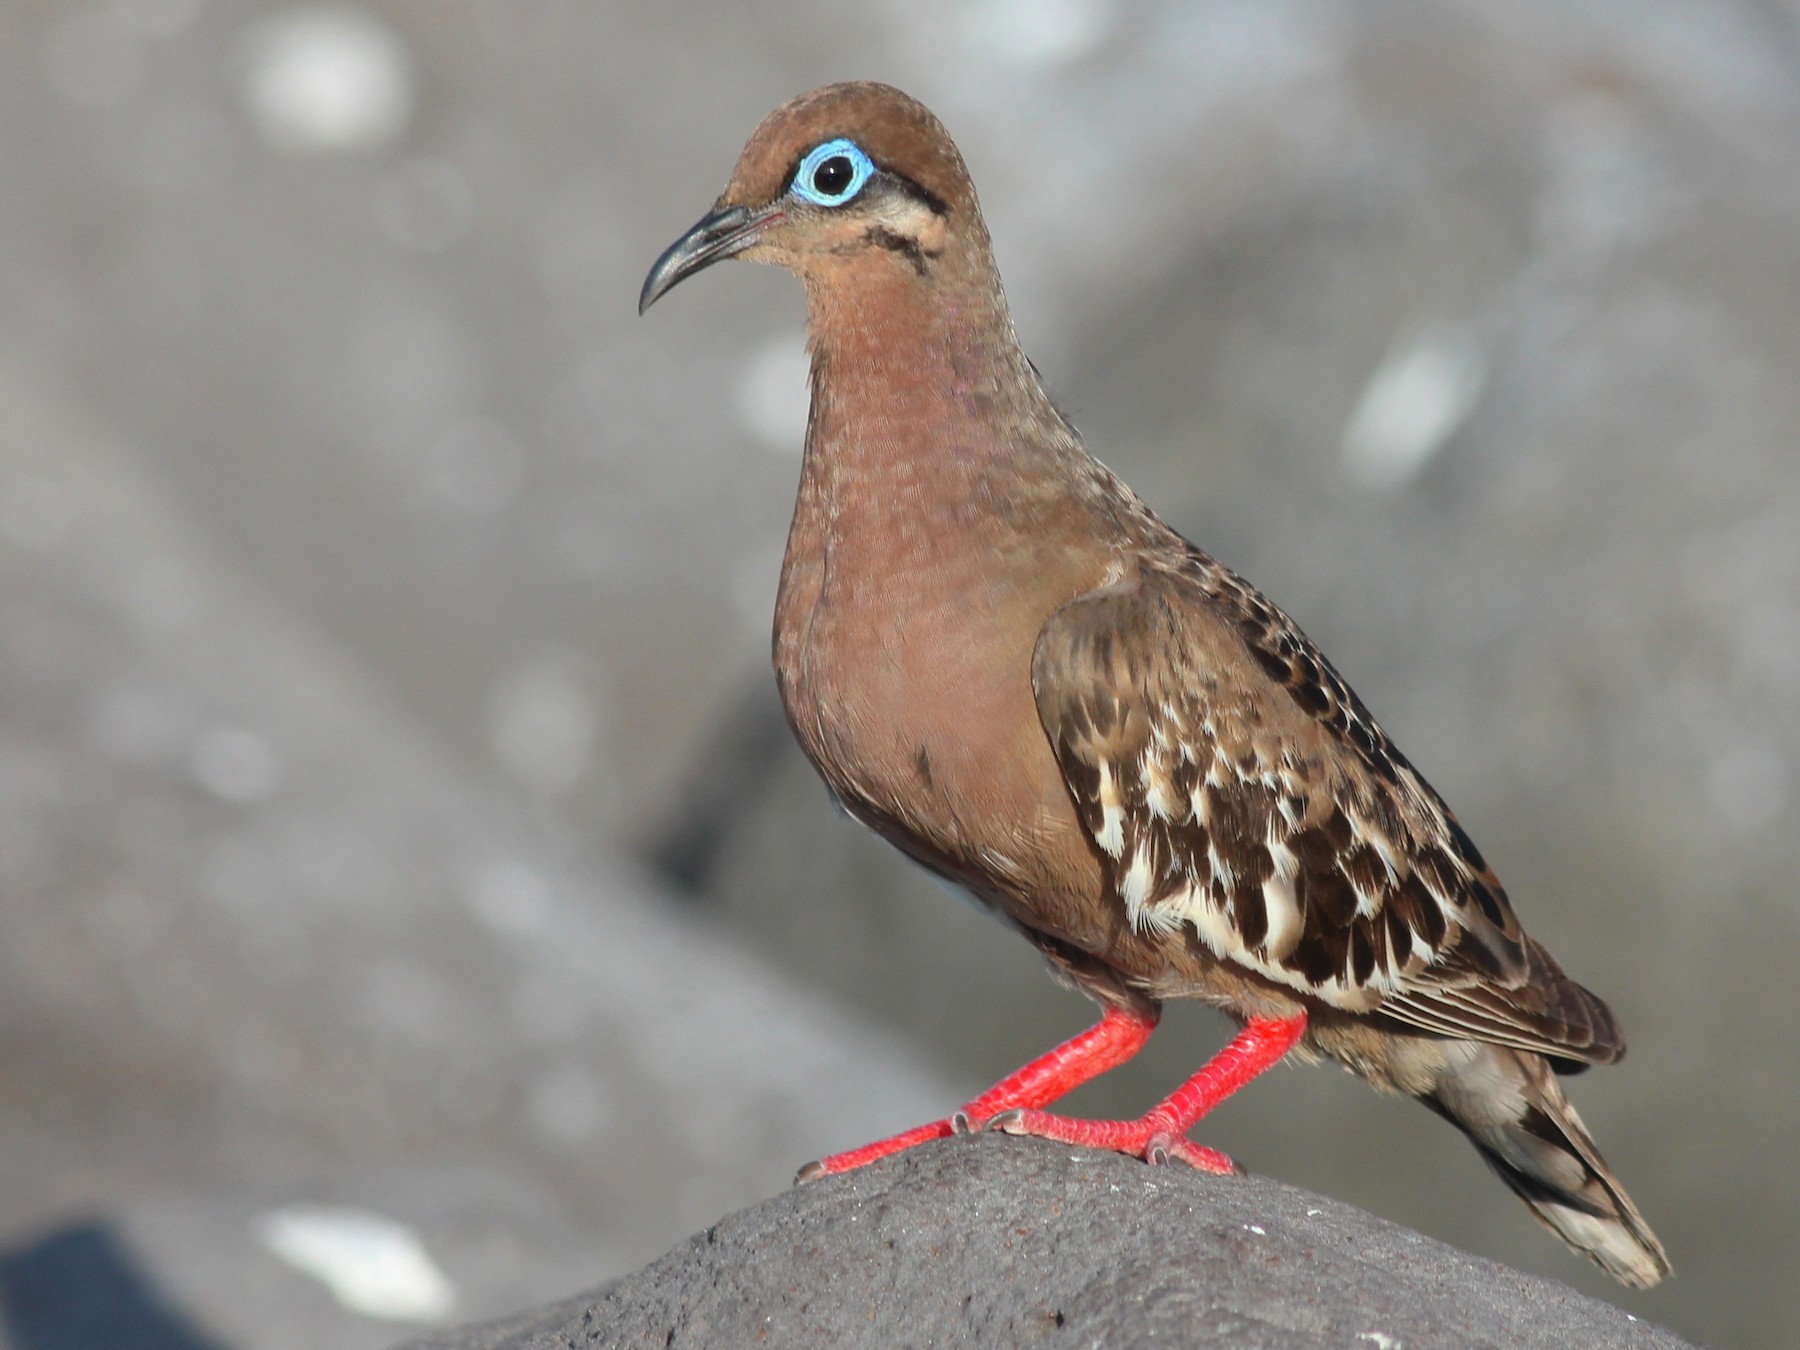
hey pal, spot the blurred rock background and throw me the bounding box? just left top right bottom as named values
left=0, top=0, right=1795, bottom=1345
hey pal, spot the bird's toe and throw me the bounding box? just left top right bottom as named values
left=1147, top=1130, right=1241, bottom=1175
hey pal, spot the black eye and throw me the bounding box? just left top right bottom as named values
left=812, top=155, right=854, bottom=198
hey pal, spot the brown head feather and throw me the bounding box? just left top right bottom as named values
left=719, top=81, right=978, bottom=218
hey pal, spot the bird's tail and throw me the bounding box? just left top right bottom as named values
left=1425, top=1044, right=1671, bottom=1288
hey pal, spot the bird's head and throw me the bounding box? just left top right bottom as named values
left=639, top=82, right=987, bottom=314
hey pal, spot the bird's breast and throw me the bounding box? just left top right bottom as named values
left=772, top=500, right=1105, bottom=925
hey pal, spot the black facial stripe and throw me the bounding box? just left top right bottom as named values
left=863, top=225, right=937, bottom=276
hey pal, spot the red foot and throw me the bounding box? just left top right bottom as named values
left=796, top=1008, right=1309, bottom=1182
left=797, top=1005, right=1157, bottom=1180
left=795, top=1118, right=956, bottom=1180
left=986, top=1013, right=1308, bottom=1173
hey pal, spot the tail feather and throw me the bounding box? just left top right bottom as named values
left=1427, top=1044, right=1671, bottom=1289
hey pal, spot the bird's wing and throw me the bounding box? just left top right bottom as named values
left=1030, top=556, right=1620, bottom=1065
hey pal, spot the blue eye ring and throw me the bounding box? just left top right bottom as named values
left=791, top=138, right=875, bottom=208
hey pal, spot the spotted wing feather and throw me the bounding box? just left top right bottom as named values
left=1031, top=557, right=1621, bottom=1064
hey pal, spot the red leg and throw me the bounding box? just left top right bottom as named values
left=989, top=1012, right=1308, bottom=1175
left=797, top=1005, right=1158, bottom=1180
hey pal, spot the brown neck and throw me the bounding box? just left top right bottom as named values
left=796, top=248, right=1082, bottom=535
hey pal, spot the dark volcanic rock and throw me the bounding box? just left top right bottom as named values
left=412, top=1135, right=1690, bottom=1350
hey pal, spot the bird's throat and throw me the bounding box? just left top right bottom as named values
left=797, top=261, right=1067, bottom=536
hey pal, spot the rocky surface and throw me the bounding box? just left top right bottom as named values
left=410, top=1137, right=1692, bottom=1350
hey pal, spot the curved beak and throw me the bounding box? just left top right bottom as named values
left=639, top=203, right=781, bottom=314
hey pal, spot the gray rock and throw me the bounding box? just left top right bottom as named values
left=412, top=1136, right=1691, bottom=1350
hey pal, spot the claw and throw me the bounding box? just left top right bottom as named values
left=795, top=1159, right=829, bottom=1184
left=950, top=1111, right=974, bottom=1135
left=984, top=1109, right=1026, bottom=1134
left=1149, top=1132, right=1241, bottom=1175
